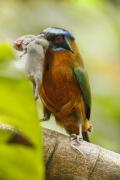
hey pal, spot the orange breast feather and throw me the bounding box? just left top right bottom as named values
left=40, top=50, right=82, bottom=118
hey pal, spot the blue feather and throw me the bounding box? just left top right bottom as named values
left=43, top=27, right=75, bottom=40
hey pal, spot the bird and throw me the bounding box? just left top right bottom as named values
left=39, top=27, right=92, bottom=142
left=14, top=28, right=92, bottom=142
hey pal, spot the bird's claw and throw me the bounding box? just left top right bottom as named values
left=70, top=134, right=83, bottom=145
left=70, top=134, right=85, bottom=156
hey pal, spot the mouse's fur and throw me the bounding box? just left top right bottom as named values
left=25, top=38, right=49, bottom=99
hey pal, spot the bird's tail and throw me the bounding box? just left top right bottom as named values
left=82, top=132, right=90, bottom=142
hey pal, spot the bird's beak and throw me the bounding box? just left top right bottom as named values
left=64, top=37, right=73, bottom=53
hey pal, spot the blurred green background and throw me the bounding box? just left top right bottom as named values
left=0, top=0, right=120, bottom=153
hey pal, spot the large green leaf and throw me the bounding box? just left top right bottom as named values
left=0, top=43, right=44, bottom=180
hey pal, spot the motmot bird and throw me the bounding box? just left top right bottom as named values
left=14, top=28, right=92, bottom=142
left=39, top=27, right=92, bottom=142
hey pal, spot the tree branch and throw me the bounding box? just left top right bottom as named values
left=43, top=128, right=120, bottom=180
left=1, top=124, right=120, bottom=180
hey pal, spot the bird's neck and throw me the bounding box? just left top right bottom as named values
left=44, top=49, right=72, bottom=68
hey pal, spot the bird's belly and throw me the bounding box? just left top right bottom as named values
left=42, top=66, right=80, bottom=113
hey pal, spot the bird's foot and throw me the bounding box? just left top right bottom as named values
left=70, top=134, right=83, bottom=145
left=70, top=134, right=85, bottom=156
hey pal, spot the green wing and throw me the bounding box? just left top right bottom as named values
left=74, top=67, right=91, bottom=120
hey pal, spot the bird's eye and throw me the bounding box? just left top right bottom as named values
left=55, top=35, right=64, bottom=44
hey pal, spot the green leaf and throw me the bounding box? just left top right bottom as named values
left=0, top=43, right=44, bottom=180
left=0, top=145, right=43, bottom=180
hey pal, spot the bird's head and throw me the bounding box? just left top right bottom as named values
left=41, top=27, right=75, bottom=53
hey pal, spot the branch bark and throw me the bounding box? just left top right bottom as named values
left=1, top=123, right=120, bottom=180
left=43, top=128, right=120, bottom=180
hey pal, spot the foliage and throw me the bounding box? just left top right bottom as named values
left=0, top=43, right=44, bottom=179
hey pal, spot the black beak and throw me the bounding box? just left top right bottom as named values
left=63, top=37, right=73, bottom=53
